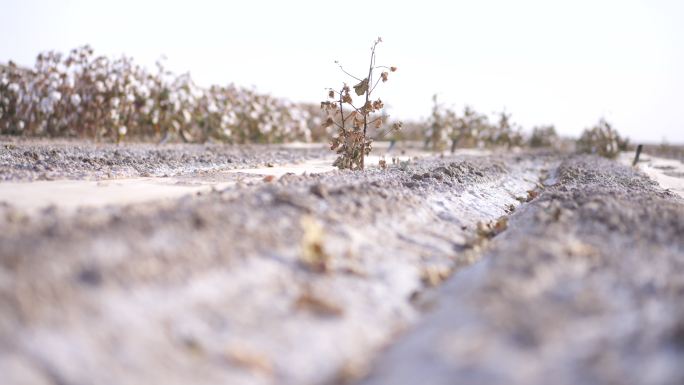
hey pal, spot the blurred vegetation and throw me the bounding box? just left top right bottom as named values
left=576, top=118, right=628, bottom=158
left=2, top=46, right=631, bottom=159
left=529, top=125, right=559, bottom=148
left=0, top=46, right=321, bottom=143
left=420, top=96, right=526, bottom=151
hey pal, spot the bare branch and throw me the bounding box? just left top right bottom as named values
left=335, top=61, right=363, bottom=82
left=369, top=76, right=382, bottom=94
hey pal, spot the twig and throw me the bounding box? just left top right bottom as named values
left=335, top=62, right=362, bottom=82
left=338, top=87, right=345, bottom=133
left=369, top=77, right=382, bottom=94
left=361, top=42, right=377, bottom=169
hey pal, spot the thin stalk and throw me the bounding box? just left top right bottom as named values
left=338, top=87, right=345, bottom=134
left=361, top=45, right=376, bottom=169
left=335, top=62, right=362, bottom=82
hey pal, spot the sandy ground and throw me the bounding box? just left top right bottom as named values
left=619, top=151, right=684, bottom=198
left=362, top=156, right=684, bottom=385
left=0, top=137, right=331, bottom=182
left=0, top=139, right=683, bottom=385
left=0, top=154, right=428, bottom=213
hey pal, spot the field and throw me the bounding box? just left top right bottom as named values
left=2, top=37, right=684, bottom=385
left=1, top=136, right=683, bottom=385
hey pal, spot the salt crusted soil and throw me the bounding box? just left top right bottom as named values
left=0, top=136, right=330, bottom=181
left=0, top=139, right=682, bottom=385
left=361, top=156, right=684, bottom=385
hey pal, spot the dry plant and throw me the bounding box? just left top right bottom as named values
left=577, top=118, right=628, bottom=158
left=424, top=94, right=451, bottom=151
left=490, top=111, right=524, bottom=148
left=452, top=106, right=489, bottom=149
left=423, top=102, right=525, bottom=151
left=529, top=125, right=559, bottom=148
left=321, top=37, right=401, bottom=170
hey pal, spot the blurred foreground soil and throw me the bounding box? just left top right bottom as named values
left=0, top=139, right=682, bottom=385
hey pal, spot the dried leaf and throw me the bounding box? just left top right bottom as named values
left=295, top=291, right=343, bottom=317
left=493, top=217, right=508, bottom=233
left=361, top=101, right=373, bottom=114
left=421, top=265, right=453, bottom=286
left=353, top=116, right=362, bottom=128
left=353, top=78, right=369, bottom=96
left=527, top=190, right=539, bottom=202
left=330, top=137, right=340, bottom=151
left=224, top=345, right=273, bottom=375
left=299, top=215, right=330, bottom=273
left=322, top=117, right=334, bottom=128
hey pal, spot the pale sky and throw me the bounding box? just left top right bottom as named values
left=1, top=0, right=682, bottom=143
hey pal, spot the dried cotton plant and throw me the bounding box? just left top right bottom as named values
left=321, top=38, right=401, bottom=170
left=576, top=118, right=628, bottom=158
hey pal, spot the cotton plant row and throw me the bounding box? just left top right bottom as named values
left=576, top=118, right=629, bottom=159
left=420, top=98, right=631, bottom=156
left=0, top=46, right=320, bottom=143
left=423, top=97, right=526, bottom=151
